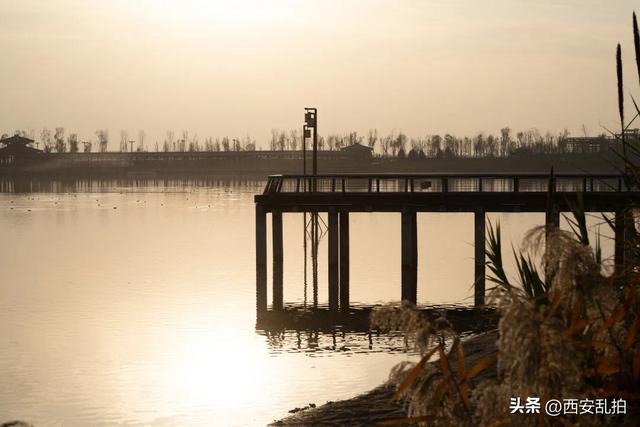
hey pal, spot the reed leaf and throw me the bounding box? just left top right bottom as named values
left=454, top=341, right=471, bottom=410
left=634, top=12, right=640, bottom=86
left=460, top=353, right=498, bottom=384
left=390, top=344, right=440, bottom=402
left=618, top=43, right=625, bottom=136
left=486, top=219, right=511, bottom=290
left=436, top=345, right=451, bottom=379
left=595, top=308, right=626, bottom=344
left=433, top=378, right=451, bottom=407
left=624, top=315, right=640, bottom=349
left=513, top=248, right=547, bottom=300
left=565, top=192, right=589, bottom=246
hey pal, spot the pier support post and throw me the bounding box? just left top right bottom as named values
left=328, top=209, right=339, bottom=311
left=401, top=210, right=418, bottom=304
left=272, top=210, right=283, bottom=310
left=474, top=210, right=486, bottom=306
left=256, top=205, right=267, bottom=313
left=339, top=211, right=350, bottom=311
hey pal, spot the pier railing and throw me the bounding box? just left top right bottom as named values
left=263, top=173, right=634, bottom=195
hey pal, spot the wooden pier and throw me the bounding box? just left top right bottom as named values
left=255, top=173, right=638, bottom=312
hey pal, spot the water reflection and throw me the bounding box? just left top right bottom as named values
left=256, top=305, right=497, bottom=355
left=0, top=176, right=265, bottom=193
left=0, top=177, right=611, bottom=426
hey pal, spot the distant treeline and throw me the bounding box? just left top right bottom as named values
left=4, top=126, right=615, bottom=158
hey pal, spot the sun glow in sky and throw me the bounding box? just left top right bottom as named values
left=0, top=0, right=638, bottom=148
left=151, top=0, right=295, bottom=27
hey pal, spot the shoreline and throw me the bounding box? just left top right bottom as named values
left=271, top=329, right=498, bottom=426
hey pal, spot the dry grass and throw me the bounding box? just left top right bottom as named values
left=374, top=217, right=639, bottom=425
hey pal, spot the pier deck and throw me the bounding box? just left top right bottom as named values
left=255, top=173, right=639, bottom=312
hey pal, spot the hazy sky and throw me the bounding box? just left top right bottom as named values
left=0, top=0, right=638, bottom=148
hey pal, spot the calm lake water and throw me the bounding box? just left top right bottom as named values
left=0, top=179, right=614, bottom=426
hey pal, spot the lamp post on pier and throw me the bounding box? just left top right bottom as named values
left=304, top=107, right=317, bottom=179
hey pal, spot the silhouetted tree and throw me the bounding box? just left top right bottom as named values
left=317, top=135, right=325, bottom=150
left=68, top=133, right=79, bottom=153
left=500, top=127, right=512, bottom=157
left=41, top=128, right=52, bottom=153
left=380, top=134, right=392, bottom=155
left=244, top=134, right=256, bottom=151
left=165, top=130, right=175, bottom=152
left=188, top=134, right=200, bottom=151
left=119, top=130, right=128, bottom=152
left=270, top=129, right=278, bottom=150
left=179, top=131, right=187, bottom=151
left=289, top=129, right=299, bottom=151
left=96, top=130, right=109, bottom=152
left=138, top=130, right=146, bottom=152
left=54, top=127, right=66, bottom=152
left=367, top=129, right=378, bottom=153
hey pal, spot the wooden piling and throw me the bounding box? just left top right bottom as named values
left=256, top=205, right=267, bottom=312
left=328, top=209, right=339, bottom=311
left=339, top=211, right=350, bottom=311
left=272, top=210, right=283, bottom=310
left=401, top=210, right=418, bottom=303
left=474, top=210, right=486, bottom=306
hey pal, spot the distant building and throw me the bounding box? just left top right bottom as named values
left=0, top=135, right=42, bottom=165
left=340, top=143, right=373, bottom=159
left=563, top=136, right=612, bottom=154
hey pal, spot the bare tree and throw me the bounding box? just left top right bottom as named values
left=277, top=131, right=286, bottom=151
left=188, top=134, right=200, bottom=151
left=178, top=131, right=188, bottom=151
left=380, top=134, right=391, bottom=156
left=54, top=127, right=66, bottom=152
left=347, top=131, right=363, bottom=146
left=166, top=130, right=175, bottom=151
left=119, top=130, right=128, bottom=152
left=289, top=129, right=299, bottom=151
left=244, top=134, right=256, bottom=151
left=204, top=136, right=213, bottom=151
left=68, top=133, right=79, bottom=153
left=326, top=134, right=336, bottom=151
left=500, top=127, right=512, bottom=157
left=367, top=129, right=378, bottom=153
left=138, top=130, right=146, bottom=152
left=395, top=133, right=407, bottom=156
left=317, top=135, right=325, bottom=150
left=96, top=130, right=109, bottom=152
left=40, top=128, right=52, bottom=153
